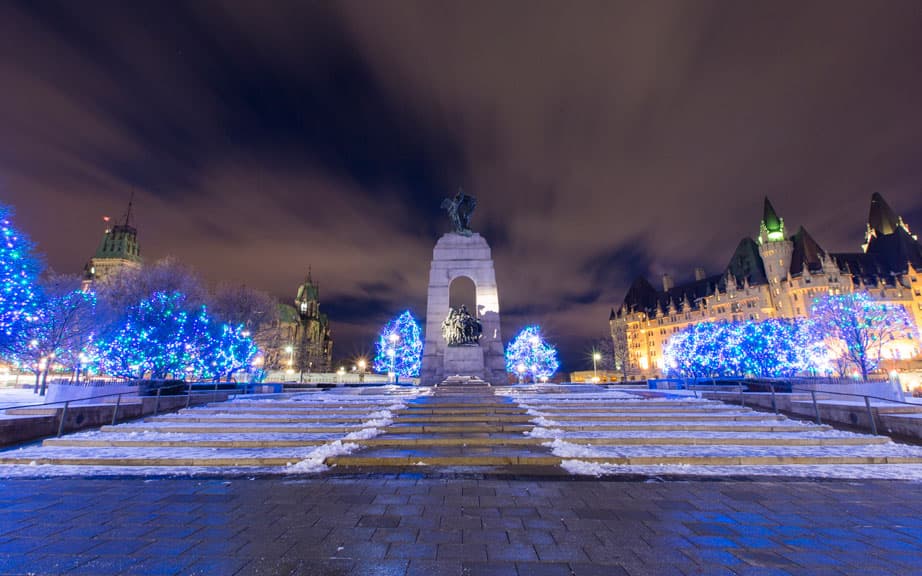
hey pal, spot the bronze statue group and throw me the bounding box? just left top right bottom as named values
left=441, top=304, right=482, bottom=346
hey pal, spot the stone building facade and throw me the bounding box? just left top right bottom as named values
left=276, top=271, right=333, bottom=374
left=611, top=194, right=922, bottom=379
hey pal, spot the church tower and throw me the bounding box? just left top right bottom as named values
left=756, top=197, right=793, bottom=315
left=285, top=269, right=333, bottom=375
left=757, top=198, right=793, bottom=286
left=84, top=197, right=142, bottom=283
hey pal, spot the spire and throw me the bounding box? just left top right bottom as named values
left=122, top=191, right=135, bottom=228
left=760, top=197, right=785, bottom=241
left=868, top=192, right=899, bottom=236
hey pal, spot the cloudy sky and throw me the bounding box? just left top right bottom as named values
left=2, top=0, right=921, bottom=370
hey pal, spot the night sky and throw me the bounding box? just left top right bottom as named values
left=2, top=1, right=922, bottom=371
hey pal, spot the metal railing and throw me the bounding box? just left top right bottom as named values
left=690, top=380, right=922, bottom=436
left=2, top=381, right=233, bottom=438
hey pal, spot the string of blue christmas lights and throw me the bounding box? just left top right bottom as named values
left=505, top=325, right=559, bottom=381
left=373, top=310, right=423, bottom=378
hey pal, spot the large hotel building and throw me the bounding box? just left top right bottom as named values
left=610, top=193, right=922, bottom=379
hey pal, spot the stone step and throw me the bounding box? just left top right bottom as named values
left=400, top=407, right=527, bottom=414
left=384, top=424, right=533, bottom=433
left=326, top=455, right=922, bottom=467
left=548, top=414, right=782, bottom=422
left=514, top=402, right=718, bottom=407
left=393, top=415, right=534, bottom=423
left=183, top=408, right=379, bottom=416
left=148, top=416, right=378, bottom=423
left=42, top=435, right=887, bottom=449
left=521, top=406, right=740, bottom=413
left=42, top=439, right=328, bottom=448
left=100, top=425, right=360, bottom=434
left=0, top=456, right=297, bottom=467
left=3, top=452, right=921, bottom=468
left=557, top=424, right=832, bottom=432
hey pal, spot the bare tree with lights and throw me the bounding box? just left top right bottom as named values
left=809, top=292, right=916, bottom=381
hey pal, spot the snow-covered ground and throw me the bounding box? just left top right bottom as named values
left=509, top=384, right=922, bottom=480
left=0, top=385, right=47, bottom=409
left=0, top=386, right=429, bottom=477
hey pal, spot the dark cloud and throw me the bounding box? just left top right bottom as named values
left=2, top=0, right=922, bottom=370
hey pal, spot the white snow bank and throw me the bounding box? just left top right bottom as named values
left=530, top=416, right=561, bottom=427
left=285, top=440, right=361, bottom=473
left=560, top=459, right=922, bottom=480
left=525, top=427, right=565, bottom=439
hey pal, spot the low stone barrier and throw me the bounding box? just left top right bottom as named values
left=0, top=392, right=230, bottom=447
left=700, top=390, right=922, bottom=442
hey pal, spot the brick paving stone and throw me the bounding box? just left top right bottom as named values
left=437, top=542, right=488, bottom=561
left=461, top=561, right=518, bottom=576
left=372, top=527, right=419, bottom=543
left=406, top=559, right=463, bottom=576
left=485, top=542, right=539, bottom=562
left=514, top=562, right=572, bottom=576
left=570, top=563, right=630, bottom=576
left=386, top=542, right=438, bottom=560
left=0, top=477, right=916, bottom=575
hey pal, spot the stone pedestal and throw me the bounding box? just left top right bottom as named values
left=420, top=233, right=505, bottom=385
left=443, top=346, right=485, bottom=377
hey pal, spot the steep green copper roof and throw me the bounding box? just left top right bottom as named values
left=762, top=197, right=782, bottom=234
left=94, top=224, right=141, bottom=262
left=278, top=303, right=298, bottom=324
left=296, top=271, right=319, bottom=302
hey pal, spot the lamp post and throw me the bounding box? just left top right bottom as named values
left=358, top=359, right=366, bottom=383
left=516, top=363, right=526, bottom=385
left=389, top=333, right=399, bottom=385
left=592, top=351, right=601, bottom=384
left=285, top=345, right=294, bottom=377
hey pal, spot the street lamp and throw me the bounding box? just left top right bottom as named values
left=592, top=351, right=601, bottom=383
left=388, top=333, right=399, bottom=385
left=516, top=363, right=526, bottom=385
left=358, top=359, right=366, bottom=383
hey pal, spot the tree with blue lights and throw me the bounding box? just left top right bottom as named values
left=0, top=203, right=42, bottom=352
left=97, top=290, right=257, bottom=381
left=373, top=310, right=423, bottom=380
left=810, top=292, right=915, bottom=380
left=505, top=325, right=559, bottom=382
left=98, top=291, right=196, bottom=379
left=664, top=319, right=810, bottom=379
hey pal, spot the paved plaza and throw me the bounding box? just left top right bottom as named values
left=0, top=475, right=920, bottom=575
left=2, top=384, right=922, bottom=574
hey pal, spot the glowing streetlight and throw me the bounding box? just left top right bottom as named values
left=285, top=345, right=294, bottom=368
left=592, top=351, right=601, bottom=383
left=516, top=363, right=526, bottom=385
left=388, top=333, right=399, bottom=384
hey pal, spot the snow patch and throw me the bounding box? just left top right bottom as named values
left=526, top=427, right=565, bottom=439
left=286, top=441, right=360, bottom=473
left=530, top=416, right=561, bottom=427
left=543, top=439, right=598, bottom=458
left=560, top=459, right=610, bottom=477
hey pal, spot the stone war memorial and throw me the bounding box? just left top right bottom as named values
left=420, top=190, right=506, bottom=385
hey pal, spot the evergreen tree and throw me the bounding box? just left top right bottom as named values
left=374, top=310, right=423, bottom=379
left=505, top=325, right=559, bottom=382
left=0, top=203, right=42, bottom=351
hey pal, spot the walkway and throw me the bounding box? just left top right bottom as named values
left=0, top=476, right=919, bottom=575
